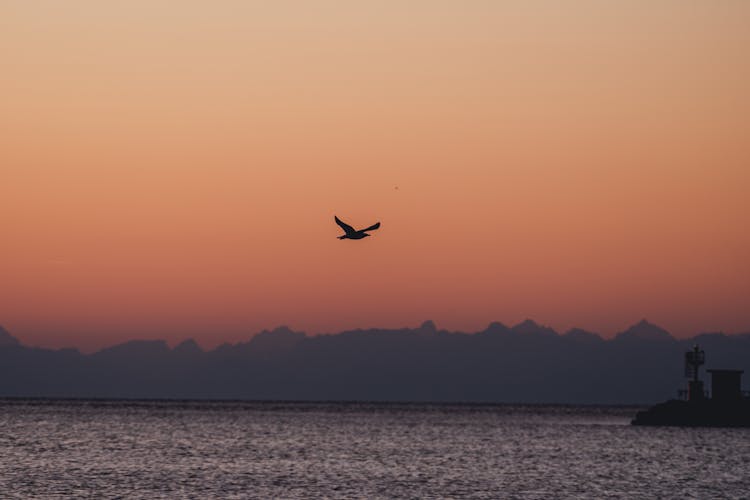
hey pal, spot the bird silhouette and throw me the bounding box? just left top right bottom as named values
left=335, top=216, right=381, bottom=240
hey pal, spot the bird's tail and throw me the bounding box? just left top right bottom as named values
left=337, top=235, right=347, bottom=240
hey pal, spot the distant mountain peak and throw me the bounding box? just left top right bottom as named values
left=0, top=325, right=20, bottom=347
left=478, top=321, right=510, bottom=335
left=487, top=321, right=507, bottom=328
left=616, top=320, right=674, bottom=342
left=563, top=328, right=603, bottom=343
left=248, top=326, right=305, bottom=351
left=173, top=338, right=203, bottom=355
left=420, top=320, right=437, bottom=331
left=517, top=318, right=539, bottom=328
left=511, top=319, right=557, bottom=337
left=270, top=325, right=295, bottom=335
left=94, top=339, right=171, bottom=358
left=414, top=320, right=438, bottom=337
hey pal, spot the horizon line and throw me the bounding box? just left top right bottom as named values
left=3, top=318, right=748, bottom=354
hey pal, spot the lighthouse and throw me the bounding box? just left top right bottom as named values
left=685, top=345, right=705, bottom=402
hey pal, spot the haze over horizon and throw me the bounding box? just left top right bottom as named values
left=2, top=316, right=750, bottom=404
left=3, top=2, right=749, bottom=351
left=1, top=318, right=748, bottom=354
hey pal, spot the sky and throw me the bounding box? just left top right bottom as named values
left=2, top=1, right=749, bottom=351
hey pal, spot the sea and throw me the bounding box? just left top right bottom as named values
left=0, top=400, right=748, bottom=499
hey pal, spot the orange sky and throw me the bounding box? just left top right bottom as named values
left=2, top=2, right=749, bottom=351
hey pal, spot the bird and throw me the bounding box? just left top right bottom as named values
left=334, top=216, right=381, bottom=240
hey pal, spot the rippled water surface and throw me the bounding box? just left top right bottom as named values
left=1, top=400, right=749, bottom=499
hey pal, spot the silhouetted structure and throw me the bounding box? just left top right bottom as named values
left=708, top=369, right=744, bottom=403
left=685, top=345, right=706, bottom=402
left=632, top=346, right=750, bottom=427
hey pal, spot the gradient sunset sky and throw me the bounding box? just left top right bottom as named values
left=3, top=2, right=749, bottom=351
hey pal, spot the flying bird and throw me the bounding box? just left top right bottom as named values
left=334, top=216, right=381, bottom=240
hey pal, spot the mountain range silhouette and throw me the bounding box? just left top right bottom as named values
left=1, top=320, right=748, bottom=403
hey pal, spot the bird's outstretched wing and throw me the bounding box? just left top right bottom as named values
left=361, top=222, right=381, bottom=232
left=334, top=216, right=356, bottom=235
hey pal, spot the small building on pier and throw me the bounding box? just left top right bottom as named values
left=632, top=345, right=750, bottom=427
left=708, top=369, right=744, bottom=403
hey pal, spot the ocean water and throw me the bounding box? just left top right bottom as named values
left=0, top=400, right=748, bottom=499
